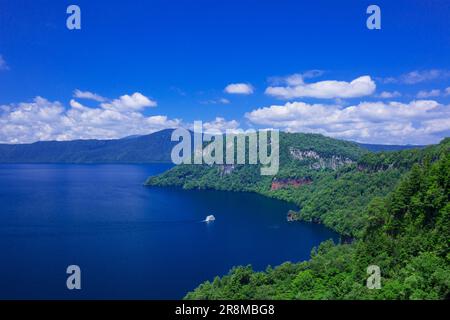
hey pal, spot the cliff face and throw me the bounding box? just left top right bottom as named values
left=271, top=177, right=312, bottom=190
left=289, top=147, right=355, bottom=170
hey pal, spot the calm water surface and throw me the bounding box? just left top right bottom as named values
left=0, top=164, right=337, bottom=299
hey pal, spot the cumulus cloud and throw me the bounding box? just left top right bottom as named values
left=445, top=87, right=450, bottom=96
left=265, top=75, right=376, bottom=99
left=417, top=89, right=441, bottom=98
left=377, top=91, right=401, bottom=99
left=383, top=69, right=450, bottom=84
left=0, top=55, right=9, bottom=70
left=0, top=95, right=179, bottom=144
left=73, top=89, right=106, bottom=102
left=245, top=100, right=450, bottom=144
left=202, top=117, right=240, bottom=134
left=224, top=83, right=254, bottom=95
left=100, top=92, right=157, bottom=111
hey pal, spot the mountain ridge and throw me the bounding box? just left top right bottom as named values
left=0, top=129, right=177, bottom=163
left=0, top=129, right=428, bottom=163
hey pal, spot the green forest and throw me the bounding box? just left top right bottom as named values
left=146, top=133, right=450, bottom=299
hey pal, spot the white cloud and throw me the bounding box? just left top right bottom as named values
left=73, top=89, right=106, bottom=102
left=0, top=95, right=179, bottom=143
left=265, top=75, right=376, bottom=99
left=245, top=100, right=450, bottom=144
left=100, top=92, right=157, bottom=111
left=224, top=83, right=254, bottom=95
left=283, top=74, right=304, bottom=86
left=377, top=91, right=401, bottom=99
left=383, top=69, right=450, bottom=84
left=0, top=55, right=9, bottom=70
left=202, top=117, right=240, bottom=134
left=417, top=89, right=441, bottom=98
left=445, top=87, right=450, bottom=96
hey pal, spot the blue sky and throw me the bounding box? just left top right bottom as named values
left=0, top=0, right=449, bottom=144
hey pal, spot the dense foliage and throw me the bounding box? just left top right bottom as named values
left=147, top=133, right=445, bottom=237
left=147, top=133, right=449, bottom=300
left=185, top=149, right=450, bottom=299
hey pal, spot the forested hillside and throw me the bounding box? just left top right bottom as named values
left=185, top=146, right=449, bottom=299
left=147, top=133, right=445, bottom=237
left=0, top=129, right=177, bottom=163
left=0, top=129, right=420, bottom=164
left=147, top=133, right=449, bottom=300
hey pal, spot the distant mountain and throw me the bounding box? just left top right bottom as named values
left=358, top=143, right=425, bottom=152
left=0, top=129, right=178, bottom=163
left=0, top=129, right=427, bottom=163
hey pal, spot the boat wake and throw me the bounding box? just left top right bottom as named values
left=203, top=215, right=216, bottom=223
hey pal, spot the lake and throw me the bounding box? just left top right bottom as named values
left=0, top=164, right=338, bottom=299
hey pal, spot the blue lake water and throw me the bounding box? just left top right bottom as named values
left=0, top=164, right=338, bottom=299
